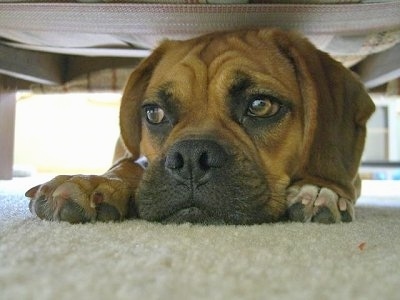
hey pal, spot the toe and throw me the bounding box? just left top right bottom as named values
left=312, top=207, right=336, bottom=224
left=31, top=196, right=52, bottom=220
left=338, top=198, right=354, bottom=222
left=96, top=203, right=121, bottom=222
left=288, top=202, right=306, bottom=222
left=59, top=200, right=90, bottom=223
left=287, top=185, right=319, bottom=222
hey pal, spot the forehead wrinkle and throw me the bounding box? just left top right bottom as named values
left=208, top=50, right=261, bottom=84
left=146, top=59, right=208, bottom=114
left=180, top=60, right=208, bottom=104
left=201, top=33, right=300, bottom=102
left=165, top=45, right=213, bottom=122
left=148, top=40, right=207, bottom=86
left=209, top=58, right=299, bottom=108
left=163, top=44, right=210, bottom=110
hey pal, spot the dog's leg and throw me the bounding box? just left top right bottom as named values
left=286, top=185, right=354, bottom=223
left=25, top=159, right=143, bottom=223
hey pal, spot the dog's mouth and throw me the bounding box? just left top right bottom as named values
left=160, top=206, right=223, bottom=225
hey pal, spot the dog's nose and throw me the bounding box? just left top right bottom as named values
left=165, top=139, right=228, bottom=183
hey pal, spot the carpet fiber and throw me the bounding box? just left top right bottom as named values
left=1, top=178, right=399, bottom=300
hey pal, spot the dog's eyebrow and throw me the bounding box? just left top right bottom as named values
left=144, top=83, right=181, bottom=123
left=228, top=74, right=253, bottom=99
left=144, top=83, right=177, bottom=106
left=228, top=74, right=254, bottom=118
left=157, top=85, right=180, bottom=110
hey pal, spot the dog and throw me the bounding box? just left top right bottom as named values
left=26, top=28, right=375, bottom=225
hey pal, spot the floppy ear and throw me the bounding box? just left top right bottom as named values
left=274, top=31, right=375, bottom=201
left=119, top=44, right=167, bottom=159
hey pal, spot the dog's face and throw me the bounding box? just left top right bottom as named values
left=120, top=29, right=375, bottom=224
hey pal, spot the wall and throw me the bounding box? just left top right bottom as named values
left=14, top=92, right=120, bottom=175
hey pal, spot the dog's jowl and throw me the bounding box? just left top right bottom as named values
left=26, top=28, right=375, bottom=224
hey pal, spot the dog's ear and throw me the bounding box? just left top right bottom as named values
left=273, top=30, right=375, bottom=200
left=119, top=44, right=167, bottom=159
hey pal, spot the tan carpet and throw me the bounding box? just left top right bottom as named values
left=1, top=178, right=399, bottom=300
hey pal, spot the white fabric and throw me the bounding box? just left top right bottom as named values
left=0, top=2, right=399, bottom=50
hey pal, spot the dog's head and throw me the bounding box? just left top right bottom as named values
left=120, top=28, right=375, bottom=224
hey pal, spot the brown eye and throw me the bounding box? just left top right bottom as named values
left=247, top=98, right=280, bottom=118
left=145, top=106, right=166, bottom=124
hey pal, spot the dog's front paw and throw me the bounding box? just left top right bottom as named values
left=286, top=185, right=354, bottom=223
left=25, top=175, right=135, bottom=223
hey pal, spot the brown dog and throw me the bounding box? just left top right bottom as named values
left=26, top=28, right=375, bottom=224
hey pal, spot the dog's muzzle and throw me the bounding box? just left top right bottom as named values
left=136, top=138, right=273, bottom=225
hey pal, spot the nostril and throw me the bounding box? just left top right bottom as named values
left=165, top=152, right=184, bottom=170
left=198, top=149, right=226, bottom=170
left=198, top=152, right=210, bottom=171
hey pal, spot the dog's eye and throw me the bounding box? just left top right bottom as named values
left=247, top=98, right=281, bottom=118
left=144, top=105, right=166, bottom=124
